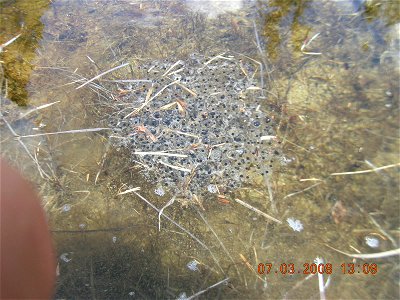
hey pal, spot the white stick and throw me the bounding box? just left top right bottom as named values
left=76, top=63, right=129, bottom=89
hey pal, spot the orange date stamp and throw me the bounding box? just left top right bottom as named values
left=257, top=262, right=378, bottom=275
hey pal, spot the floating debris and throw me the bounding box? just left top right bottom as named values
left=186, top=260, right=200, bottom=272
left=176, top=292, right=188, bottom=300
left=287, top=217, right=304, bottom=232
left=60, top=253, right=72, bottom=263
left=62, top=204, right=71, bottom=212
left=365, top=236, right=380, bottom=249
left=154, top=186, right=165, bottom=196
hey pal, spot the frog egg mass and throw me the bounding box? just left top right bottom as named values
left=108, top=53, right=280, bottom=199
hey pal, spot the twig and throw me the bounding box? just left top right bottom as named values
left=330, top=163, right=400, bottom=176
left=186, top=278, right=230, bottom=300
left=325, top=244, right=400, bottom=259
left=234, top=198, right=282, bottom=224
left=76, top=63, right=130, bottom=89
left=18, top=127, right=110, bottom=138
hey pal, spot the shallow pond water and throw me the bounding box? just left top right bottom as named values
left=1, top=0, right=399, bottom=299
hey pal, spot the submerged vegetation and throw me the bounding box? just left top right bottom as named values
left=1, top=0, right=399, bottom=299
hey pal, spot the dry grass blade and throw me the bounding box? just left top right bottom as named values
left=283, top=182, right=323, bottom=199
left=134, top=151, right=187, bottom=158
left=117, top=187, right=141, bottom=195
left=19, top=101, right=61, bottom=119
left=124, top=80, right=179, bottom=118
left=164, top=129, right=199, bottom=139
left=159, top=102, right=178, bottom=111
left=0, top=33, right=21, bottom=52
left=235, top=198, right=282, bottom=224
left=158, top=196, right=176, bottom=231
left=203, top=53, right=234, bottom=66
left=159, top=160, right=191, bottom=173
left=18, top=128, right=110, bottom=138
left=265, top=175, right=277, bottom=214
left=239, top=253, right=266, bottom=283
left=162, top=60, right=183, bottom=77
left=175, top=82, right=197, bottom=96
left=76, top=63, right=130, bottom=89
left=260, top=135, right=276, bottom=141
left=186, top=277, right=230, bottom=300
left=330, top=163, right=400, bottom=176
left=325, top=244, right=400, bottom=259
left=100, top=79, right=152, bottom=83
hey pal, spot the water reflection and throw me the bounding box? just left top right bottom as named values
left=0, top=0, right=50, bottom=105
left=185, top=0, right=244, bottom=18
